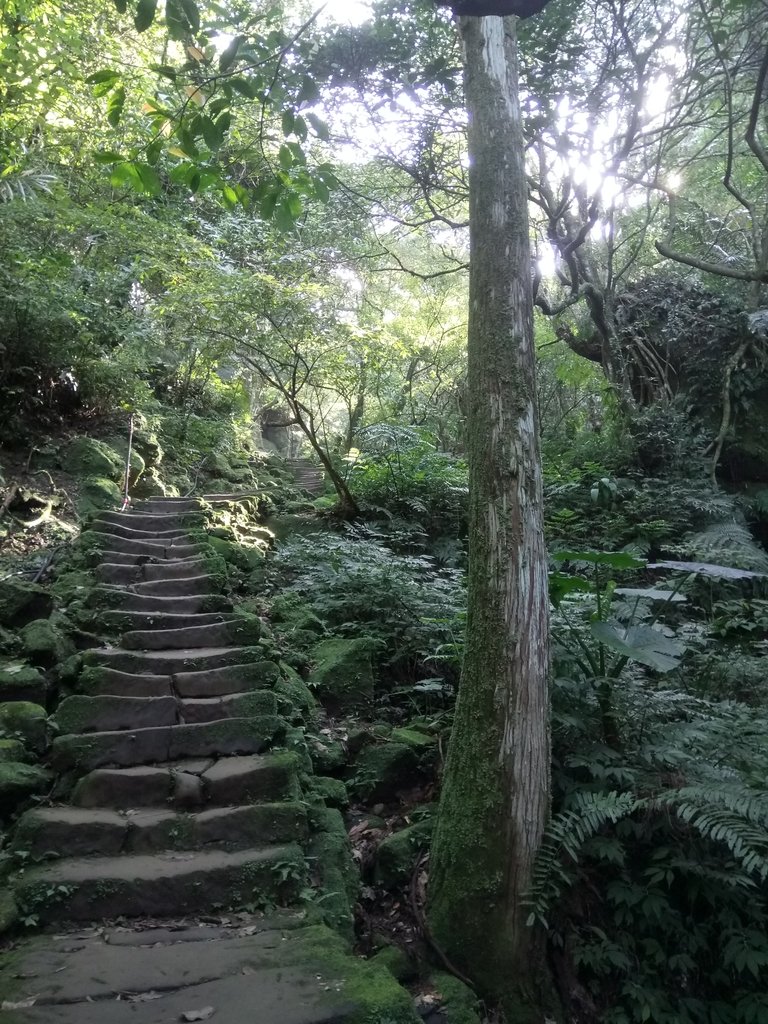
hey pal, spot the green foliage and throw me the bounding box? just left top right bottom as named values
left=265, top=526, right=465, bottom=699
left=348, top=425, right=468, bottom=534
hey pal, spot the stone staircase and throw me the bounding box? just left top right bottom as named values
left=286, top=459, right=325, bottom=497
left=0, top=497, right=417, bottom=1023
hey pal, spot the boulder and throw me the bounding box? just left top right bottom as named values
left=0, top=701, right=47, bottom=752
left=79, top=476, right=122, bottom=513
left=0, top=762, right=50, bottom=813
left=309, top=637, right=376, bottom=711
left=61, top=437, right=123, bottom=481
left=350, top=741, right=419, bottom=803
left=0, top=578, right=52, bottom=628
left=0, top=661, right=47, bottom=704
left=20, top=619, right=74, bottom=668
left=374, top=817, right=434, bottom=889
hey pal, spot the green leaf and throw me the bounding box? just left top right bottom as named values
left=278, top=144, right=293, bottom=170
left=281, top=109, right=295, bottom=136
left=274, top=198, right=296, bottom=232
left=548, top=572, right=591, bottom=607
left=230, top=77, right=256, bottom=98
left=92, top=150, right=124, bottom=164
left=215, top=111, right=231, bottom=139
left=552, top=550, right=647, bottom=569
left=298, top=75, right=320, bottom=104
left=286, top=192, right=302, bottom=217
left=312, top=175, right=329, bottom=203
left=260, top=189, right=279, bottom=220
left=590, top=621, right=684, bottom=672
left=306, top=112, right=330, bottom=142
left=134, top=0, right=159, bottom=31
left=86, top=69, right=120, bottom=85
left=106, top=86, right=126, bottom=128
left=180, top=0, right=199, bottom=32
left=200, top=115, right=221, bottom=151
left=150, top=64, right=177, bottom=79
left=219, top=33, right=245, bottom=71
left=614, top=587, right=687, bottom=603
left=222, top=184, right=238, bottom=209
left=114, top=0, right=128, bottom=12
left=145, top=139, right=163, bottom=165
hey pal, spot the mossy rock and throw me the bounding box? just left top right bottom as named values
left=79, top=476, right=122, bottom=513
left=370, top=944, right=418, bottom=983
left=375, top=818, right=434, bottom=889
left=20, top=619, right=74, bottom=668
left=430, top=972, right=483, bottom=1024
left=350, top=742, right=419, bottom=803
left=0, top=888, right=18, bottom=935
left=207, top=535, right=260, bottom=571
left=271, top=594, right=325, bottom=635
left=131, top=470, right=167, bottom=498
left=310, top=737, right=348, bottom=776
left=61, top=437, right=123, bottom=481
left=0, top=661, right=47, bottom=705
left=104, top=436, right=146, bottom=484
left=0, top=701, right=47, bottom=752
left=50, top=569, right=93, bottom=607
left=0, top=762, right=50, bottom=813
left=275, top=663, right=318, bottom=724
left=307, top=807, right=359, bottom=940
left=308, top=775, right=349, bottom=810
left=0, top=738, right=27, bottom=763
left=0, top=578, right=52, bottom=629
left=309, top=637, right=376, bottom=712
left=131, top=422, right=163, bottom=467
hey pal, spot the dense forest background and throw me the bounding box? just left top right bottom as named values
left=2, top=0, right=768, bottom=1020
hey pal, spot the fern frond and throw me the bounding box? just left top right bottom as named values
left=675, top=520, right=768, bottom=572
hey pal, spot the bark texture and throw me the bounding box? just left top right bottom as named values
left=427, top=14, right=552, bottom=1014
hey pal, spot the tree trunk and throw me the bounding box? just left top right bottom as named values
left=427, top=14, right=552, bottom=1016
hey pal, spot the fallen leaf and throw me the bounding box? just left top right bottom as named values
left=181, top=1008, right=215, bottom=1021
left=126, top=991, right=162, bottom=1002
left=2, top=999, right=37, bottom=1009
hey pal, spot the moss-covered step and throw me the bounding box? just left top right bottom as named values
left=179, top=690, right=278, bottom=724
left=120, top=615, right=262, bottom=651
left=173, top=660, right=280, bottom=697
left=85, top=533, right=208, bottom=557
left=77, top=666, right=175, bottom=698
left=83, top=644, right=266, bottom=676
left=90, top=520, right=197, bottom=539
left=0, top=922, right=420, bottom=1024
left=100, top=574, right=221, bottom=597
left=52, top=694, right=180, bottom=733
left=72, top=751, right=300, bottom=808
left=12, top=802, right=308, bottom=858
left=13, top=842, right=305, bottom=923
left=50, top=715, right=284, bottom=771
left=131, top=498, right=205, bottom=513
left=96, top=558, right=220, bottom=585
left=98, top=610, right=236, bottom=633
left=87, top=588, right=231, bottom=615
left=94, top=511, right=206, bottom=532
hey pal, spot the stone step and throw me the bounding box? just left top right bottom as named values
left=89, top=588, right=231, bottom=614
left=96, top=558, right=213, bottom=585
left=50, top=715, right=283, bottom=771
left=91, top=521, right=195, bottom=540
left=13, top=802, right=308, bottom=857
left=180, top=691, right=278, bottom=724
left=95, top=510, right=206, bottom=530
left=53, top=693, right=179, bottom=733
left=101, top=609, right=236, bottom=632
left=100, top=574, right=220, bottom=597
left=174, top=660, right=280, bottom=697
left=72, top=751, right=299, bottom=808
left=91, top=532, right=207, bottom=556
left=14, top=843, right=305, bottom=922
left=0, top=922, right=412, bottom=1024
left=53, top=690, right=277, bottom=733
left=78, top=666, right=175, bottom=698
left=93, top=549, right=205, bottom=567
left=132, top=498, right=204, bottom=512
left=121, top=617, right=260, bottom=651
left=85, top=644, right=265, bottom=675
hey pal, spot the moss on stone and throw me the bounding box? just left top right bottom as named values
left=391, top=727, right=437, bottom=751
left=0, top=739, right=27, bottom=763
left=369, top=945, right=418, bottom=983
left=61, top=437, right=123, bottom=481
left=307, top=808, right=359, bottom=941
left=0, top=662, right=46, bottom=705
left=375, top=819, right=434, bottom=889
left=19, top=619, right=73, bottom=668
left=50, top=570, right=93, bottom=607
left=79, top=476, right=122, bottom=513
left=350, top=742, right=419, bottom=803
left=309, top=637, right=376, bottom=712
left=0, top=702, right=47, bottom=752
left=310, top=737, right=348, bottom=776
left=0, top=762, right=50, bottom=812
left=429, top=972, right=483, bottom=1024
left=271, top=594, right=326, bottom=635
left=0, top=579, right=53, bottom=629
left=0, top=888, right=18, bottom=935
left=283, top=925, right=421, bottom=1024
left=307, top=776, right=349, bottom=810
left=275, top=663, right=318, bottom=724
